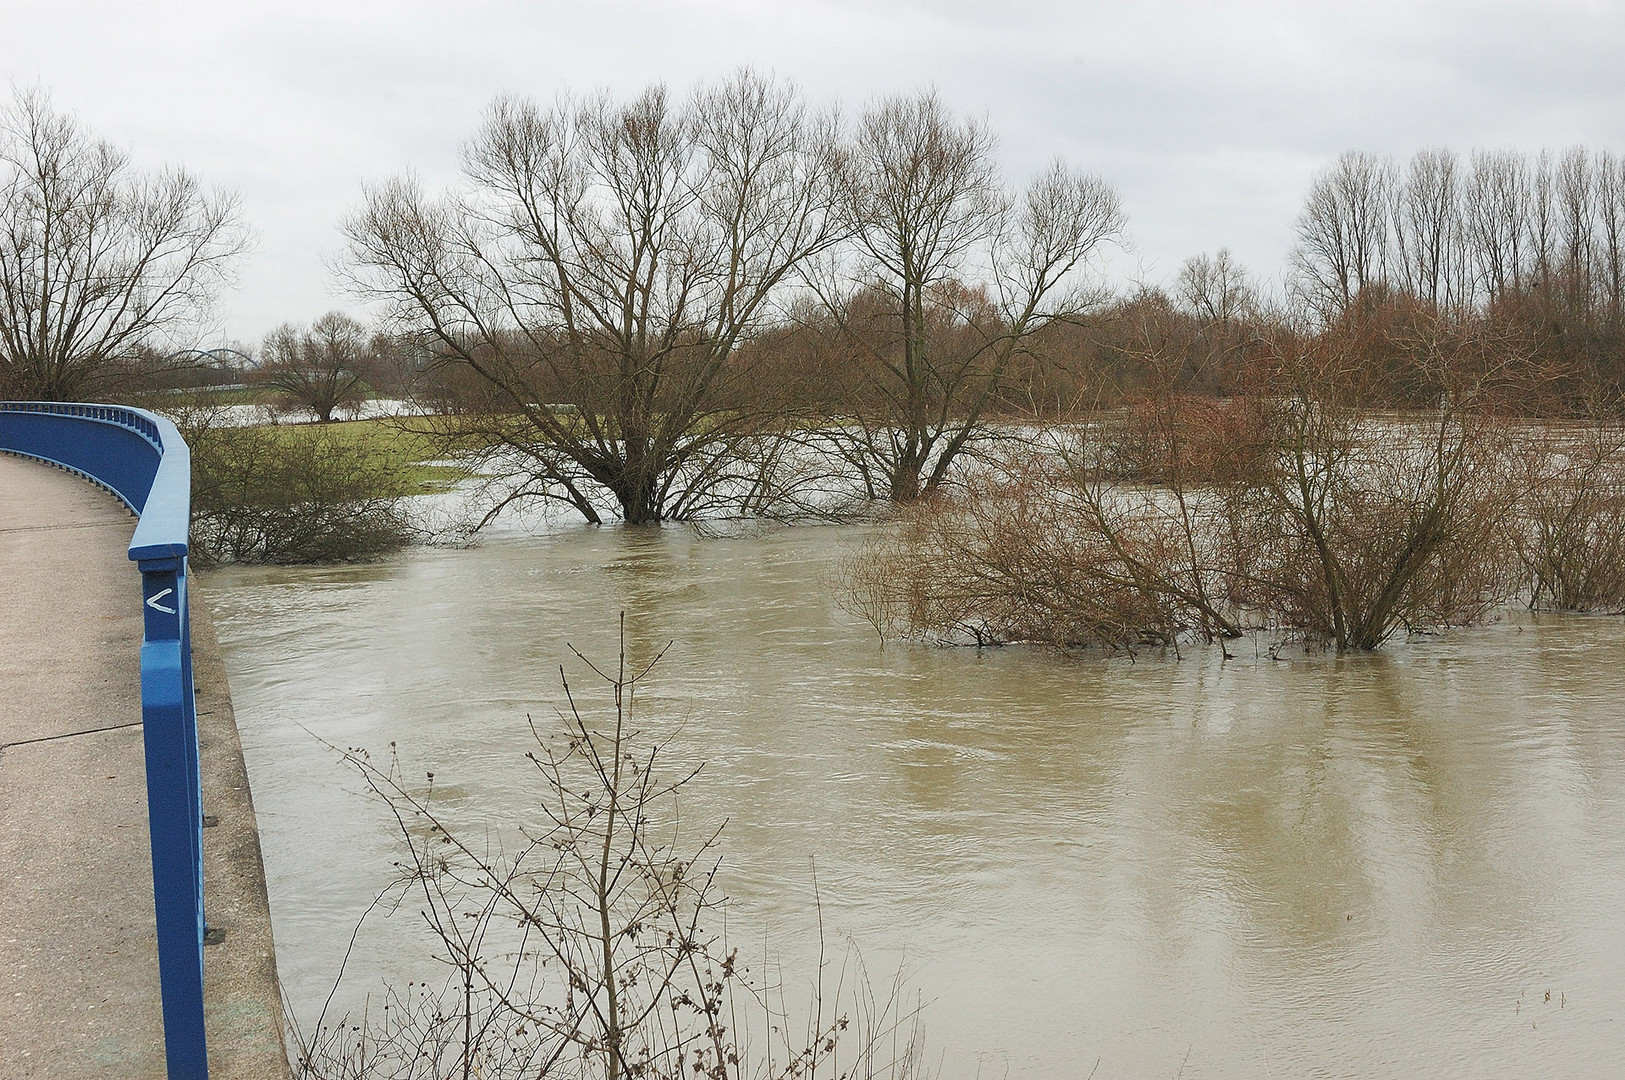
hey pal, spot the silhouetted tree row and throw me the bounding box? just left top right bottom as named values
left=1291, top=147, right=1625, bottom=409
left=1295, top=147, right=1625, bottom=319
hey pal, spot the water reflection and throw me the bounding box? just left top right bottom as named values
left=205, top=526, right=1625, bottom=1079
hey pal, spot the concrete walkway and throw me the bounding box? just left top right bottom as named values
left=0, top=453, right=289, bottom=1078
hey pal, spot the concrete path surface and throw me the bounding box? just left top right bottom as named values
left=0, top=453, right=289, bottom=1078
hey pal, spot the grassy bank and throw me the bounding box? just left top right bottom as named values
left=180, top=414, right=477, bottom=565
left=264, top=418, right=472, bottom=494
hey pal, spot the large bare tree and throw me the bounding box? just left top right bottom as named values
left=256, top=311, right=372, bottom=423
left=1291, top=150, right=1394, bottom=319
left=817, top=92, right=1124, bottom=502
left=343, top=71, right=841, bottom=524
left=0, top=88, right=246, bottom=400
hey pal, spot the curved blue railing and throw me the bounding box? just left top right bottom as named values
left=0, top=402, right=208, bottom=1079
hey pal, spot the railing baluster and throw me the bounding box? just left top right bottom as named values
left=139, top=557, right=208, bottom=1077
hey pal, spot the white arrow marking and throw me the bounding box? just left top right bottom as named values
left=146, top=588, right=177, bottom=615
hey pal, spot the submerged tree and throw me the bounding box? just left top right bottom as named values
left=0, top=88, right=246, bottom=400
left=818, top=92, right=1124, bottom=502
left=343, top=71, right=842, bottom=523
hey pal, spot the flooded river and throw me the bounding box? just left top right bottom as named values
left=205, top=522, right=1625, bottom=1078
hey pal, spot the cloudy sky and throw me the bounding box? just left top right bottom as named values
left=5, top=0, right=1623, bottom=345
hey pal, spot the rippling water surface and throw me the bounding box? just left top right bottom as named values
left=205, top=523, right=1625, bottom=1079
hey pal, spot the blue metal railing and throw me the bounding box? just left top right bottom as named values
left=0, top=401, right=208, bottom=1078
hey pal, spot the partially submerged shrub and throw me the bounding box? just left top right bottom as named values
left=1230, top=397, right=1522, bottom=649
left=1519, top=422, right=1625, bottom=613
left=842, top=474, right=1178, bottom=649
left=176, top=408, right=417, bottom=564
left=841, top=453, right=1239, bottom=650
left=844, top=392, right=1525, bottom=653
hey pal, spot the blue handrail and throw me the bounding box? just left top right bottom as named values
left=0, top=401, right=208, bottom=1079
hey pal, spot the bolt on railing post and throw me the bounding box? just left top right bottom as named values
left=138, top=553, right=209, bottom=1079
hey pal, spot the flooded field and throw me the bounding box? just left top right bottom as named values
left=205, top=522, right=1625, bottom=1079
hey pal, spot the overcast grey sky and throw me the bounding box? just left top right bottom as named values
left=5, top=0, right=1623, bottom=345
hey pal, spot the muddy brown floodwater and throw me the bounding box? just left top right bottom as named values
left=205, top=521, right=1625, bottom=1079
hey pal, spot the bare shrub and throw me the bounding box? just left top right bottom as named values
left=176, top=407, right=417, bottom=565
left=1231, top=393, right=1522, bottom=649
left=1101, top=394, right=1275, bottom=487
left=842, top=373, right=1525, bottom=654
left=1519, top=421, right=1625, bottom=612
left=292, top=627, right=928, bottom=1080
left=840, top=445, right=1241, bottom=651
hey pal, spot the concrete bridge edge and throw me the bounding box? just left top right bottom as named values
left=190, top=582, right=294, bottom=1079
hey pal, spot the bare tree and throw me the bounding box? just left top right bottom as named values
left=257, top=311, right=373, bottom=422
left=1556, top=147, right=1597, bottom=305
left=1176, top=248, right=1256, bottom=326
left=0, top=87, right=246, bottom=400
left=820, top=92, right=1124, bottom=502
left=1526, top=150, right=1559, bottom=294
left=1597, top=152, right=1625, bottom=319
left=1463, top=149, right=1529, bottom=304
left=1291, top=151, right=1394, bottom=318
left=1391, top=148, right=1463, bottom=311
left=343, top=71, right=841, bottom=524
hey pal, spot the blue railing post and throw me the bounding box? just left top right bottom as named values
left=139, top=554, right=208, bottom=1078
left=1, top=401, right=209, bottom=1079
